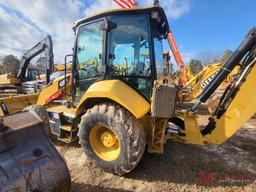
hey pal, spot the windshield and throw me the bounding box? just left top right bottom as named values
left=108, top=15, right=151, bottom=77
left=108, top=14, right=152, bottom=99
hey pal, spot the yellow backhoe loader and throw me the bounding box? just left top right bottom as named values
left=7, top=6, right=256, bottom=176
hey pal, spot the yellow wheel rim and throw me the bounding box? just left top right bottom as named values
left=89, top=125, right=120, bottom=161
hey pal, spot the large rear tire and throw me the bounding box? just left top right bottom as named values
left=78, top=103, right=145, bottom=175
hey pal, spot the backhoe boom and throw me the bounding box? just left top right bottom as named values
left=176, top=27, right=256, bottom=145
left=17, top=35, right=54, bottom=84
left=193, top=27, right=256, bottom=109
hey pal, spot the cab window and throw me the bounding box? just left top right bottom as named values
left=154, top=37, right=164, bottom=79
left=76, top=20, right=104, bottom=79
left=75, top=20, right=104, bottom=100
left=108, top=15, right=152, bottom=99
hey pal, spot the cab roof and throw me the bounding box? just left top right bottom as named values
left=73, top=6, right=169, bottom=34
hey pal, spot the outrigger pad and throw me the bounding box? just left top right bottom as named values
left=0, top=111, right=71, bottom=192
left=151, top=83, right=177, bottom=118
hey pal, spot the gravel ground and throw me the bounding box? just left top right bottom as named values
left=56, top=117, right=256, bottom=192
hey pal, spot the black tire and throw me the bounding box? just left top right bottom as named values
left=25, top=105, right=54, bottom=139
left=78, top=103, right=146, bottom=175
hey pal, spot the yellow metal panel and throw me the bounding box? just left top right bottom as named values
left=47, top=104, right=76, bottom=118
left=77, top=80, right=150, bottom=119
left=168, top=113, right=206, bottom=145
left=37, top=80, right=59, bottom=105
left=205, top=63, right=256, bottom=144
left=37, top=74, right=71, bottom=105
left=182, top=114, right=205, bottom=144
left=0, top=93, right=39, bottom=116
left=0, top=74, right=19, bottom=85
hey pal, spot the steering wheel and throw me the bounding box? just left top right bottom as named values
left=111, top=64, right=120, bottom=73
left=145, top=67, right=151, bottom=76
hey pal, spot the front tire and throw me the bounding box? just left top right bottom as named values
left=78, top=103, right=145, bottom=175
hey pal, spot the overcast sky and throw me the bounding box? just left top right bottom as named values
left=0, top=0, right=255, bottom=64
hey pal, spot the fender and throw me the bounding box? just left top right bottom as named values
left=76, top=80, right=150, bottom=119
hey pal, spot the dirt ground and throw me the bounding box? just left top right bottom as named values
left=56, top=115, right=256, bottom=192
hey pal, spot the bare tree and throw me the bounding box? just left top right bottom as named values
left=188, top=59, right=203, bottom=75
left=198, top=51, right=221, bottom=66
left=220, top=49, right=233, bottom=62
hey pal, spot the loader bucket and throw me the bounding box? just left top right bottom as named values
left=0, top=111, right=71, bottom=191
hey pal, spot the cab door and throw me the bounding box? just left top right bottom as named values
left=74, top=20, right=105, bottom=102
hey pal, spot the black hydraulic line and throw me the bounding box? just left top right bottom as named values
left=194, top=27, right=256, bottom=108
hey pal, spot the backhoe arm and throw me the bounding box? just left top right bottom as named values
left=192, top=27, right=256, bottom=109
left=17, top=35, right=54, bottom=83
left=206, top=56, right=256, bottom=143
left=175, top=27, right=256, bottom=145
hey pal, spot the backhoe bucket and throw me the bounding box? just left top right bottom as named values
left=0, top=111, right=71, bottom=191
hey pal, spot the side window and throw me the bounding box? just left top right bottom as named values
left=76, top=20, right=104, bottom=80
left=154, top=37, right=164, bottom=79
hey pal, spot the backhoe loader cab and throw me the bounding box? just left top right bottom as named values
left=72, top=7, right=169, bottom=101
left=41, top=7, right=171, bottom=174
left=42, top=6, right=256, bottom=176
